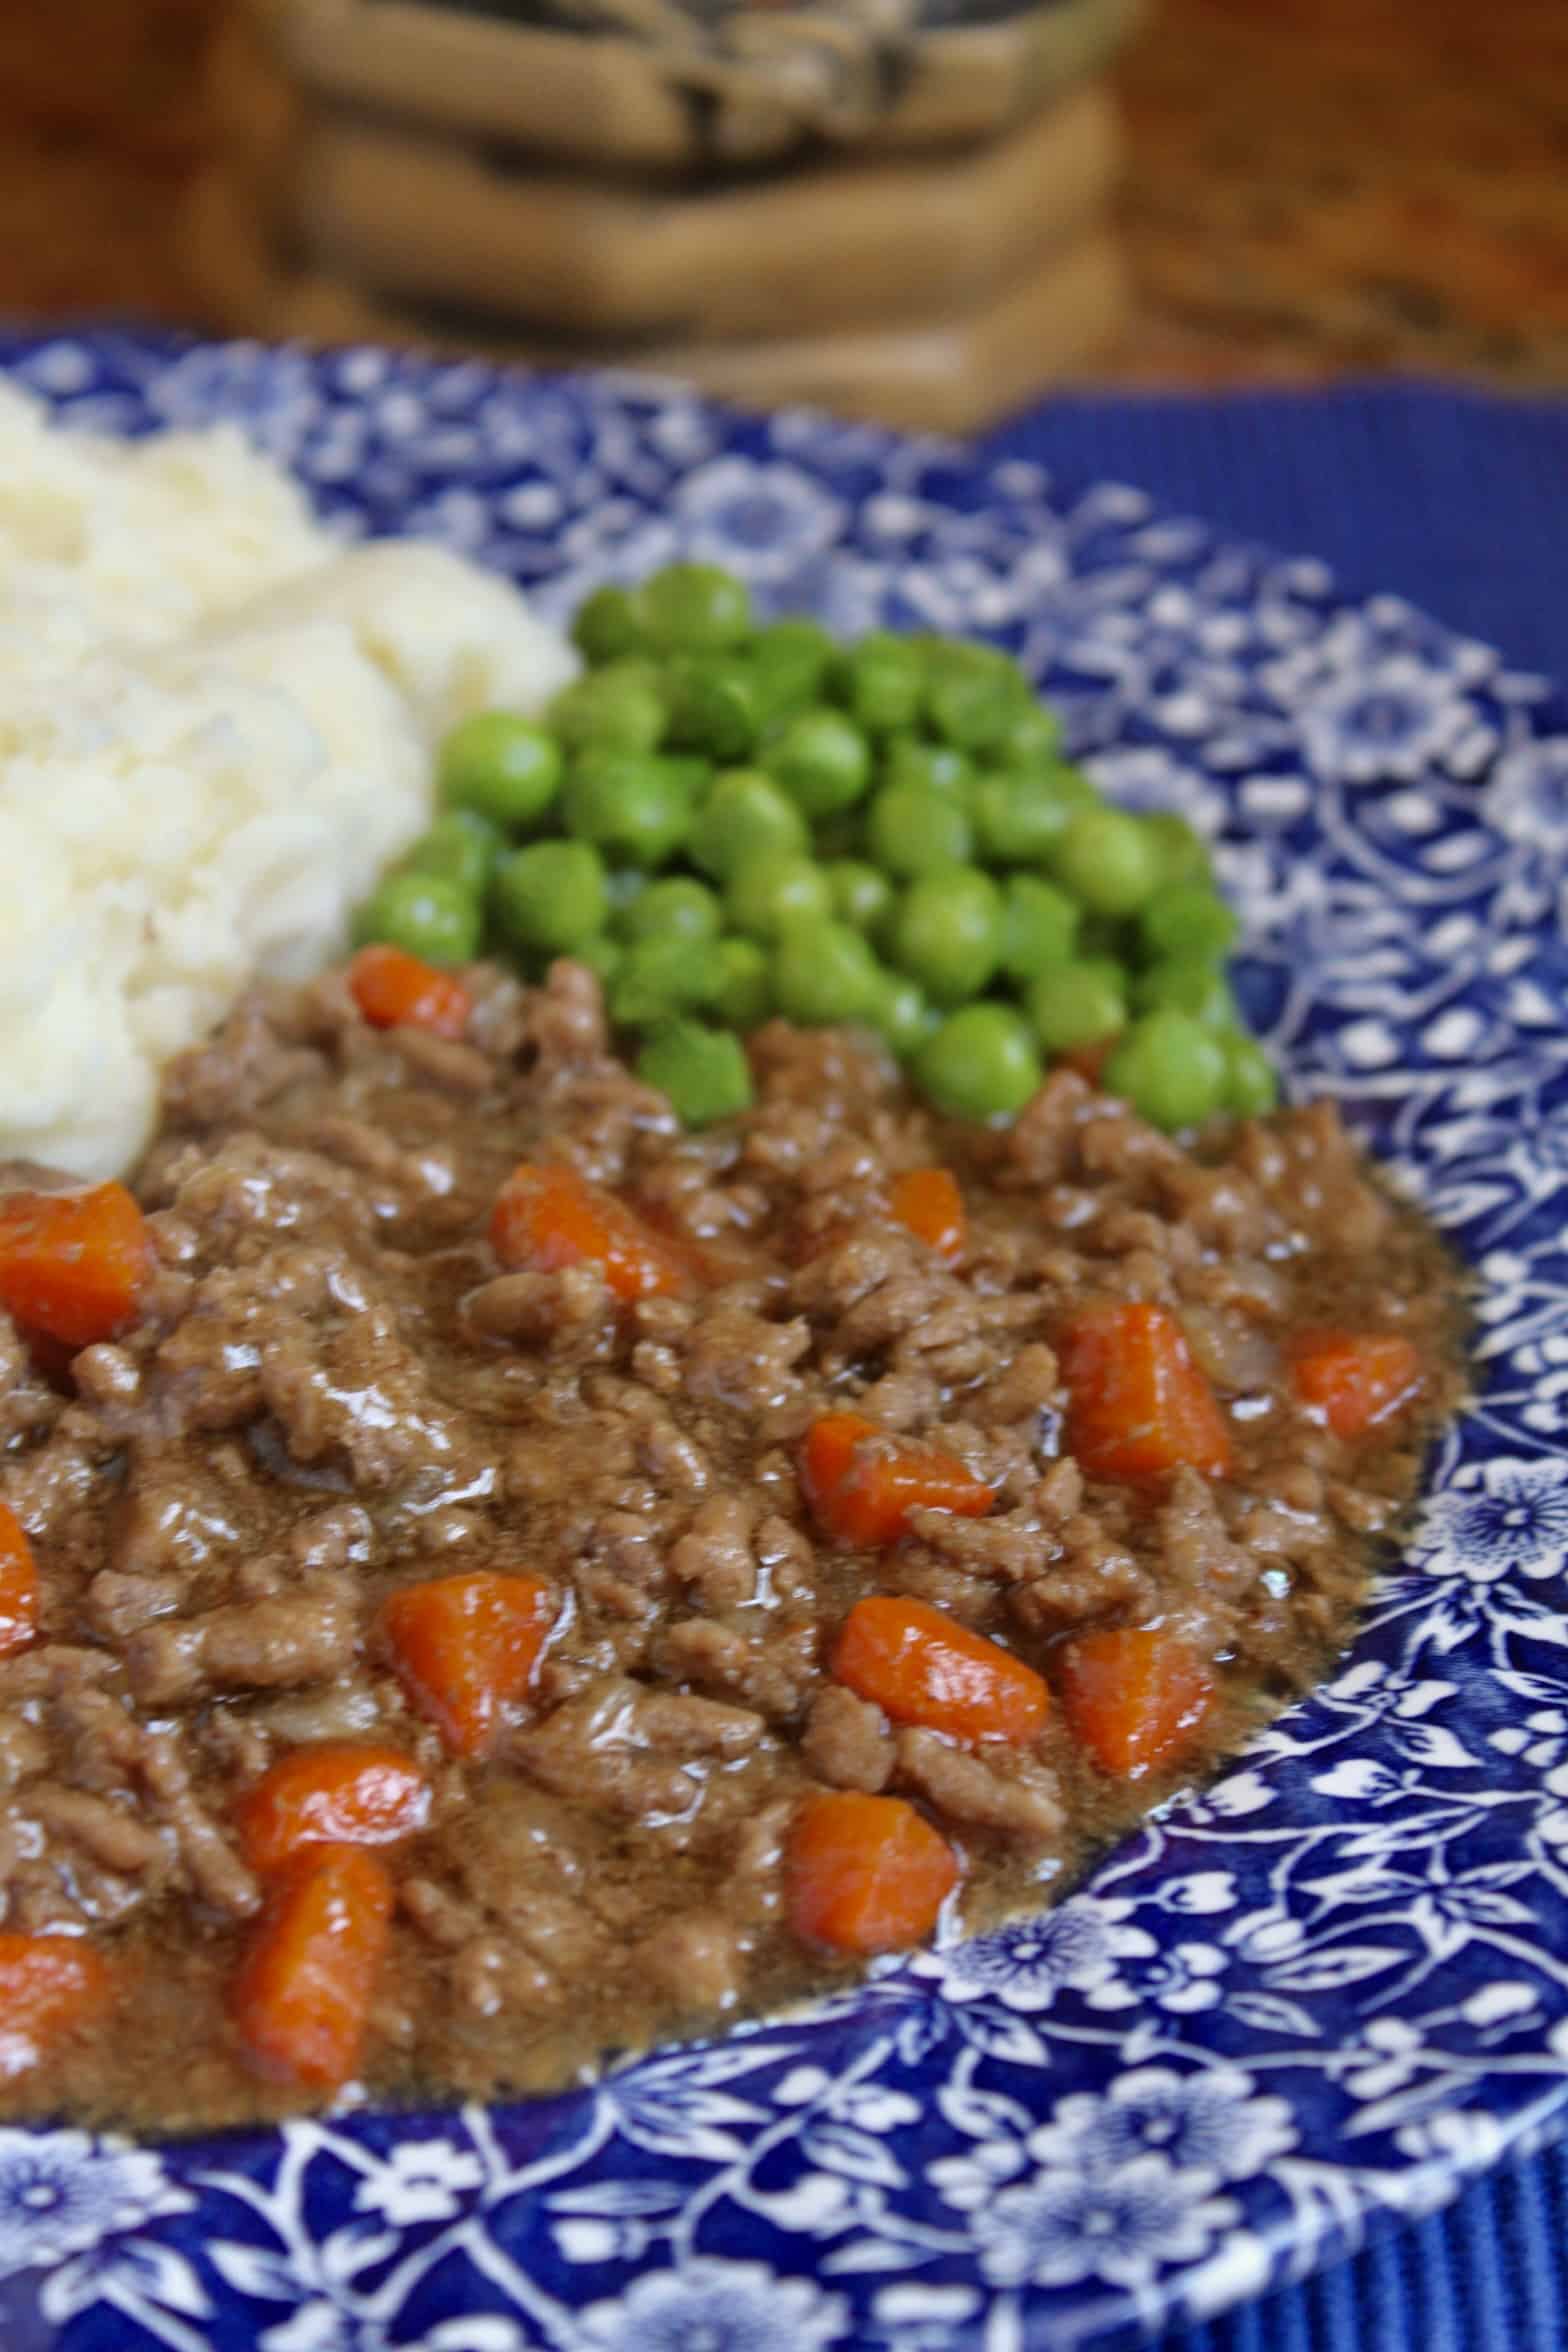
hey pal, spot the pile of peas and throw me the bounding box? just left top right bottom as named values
left=353, top=563, right=1277, bottom=1132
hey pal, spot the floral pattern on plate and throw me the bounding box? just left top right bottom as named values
left=1, top=329, right=1567, bottom=2352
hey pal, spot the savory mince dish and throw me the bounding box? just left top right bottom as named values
left=0, top=954, right=1465, bottom=2131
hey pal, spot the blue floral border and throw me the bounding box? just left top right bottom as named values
left=2, top=330, right=1567, bottom=2352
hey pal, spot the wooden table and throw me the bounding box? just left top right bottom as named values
left=3, top=0, right=1565, bottom=389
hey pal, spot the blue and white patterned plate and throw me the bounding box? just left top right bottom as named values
left=2, top=329, right=1567, bottom=2352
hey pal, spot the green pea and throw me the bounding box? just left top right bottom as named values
left=1103, top=1008, right=1227, bottom=1130
left=866, top=784, right=973, bottom=879
left=771, top=917, right=883, bottom=1030
left=971, top=768, right=1082, bottom=865
left=638, top=562, right=752, bottom=652
left=762, top=616, right=836, bottom=663
left=1027, top=959, right=1127, bottom=1054
left=399, top=809, right=501, bottom=897
left=1221, top=1029, right=1279, bottom=1117
left=996, top=699, right=1063, bottom=769
left=917, top=1004, right=1043, bottom=1123
left=574, top=933, right=623, bottom=989
left=752, top=619, right=836, bottom=718
left=622, top=877, right=723, bottom=945
left=1140, top=880, right=1240, bottom=962
left=549, top=666, right=668, bottom=757
left=1142, top=811, right=1212, bottom=888
left=637, top=1020, right=754, bottom=1129
left=767, top=707, right=873, bottom=819
left=726, top=852, right=833, bottom=941
left=1000, top=876, right=1080, bottom=982
left=714, top=935, right=772, bottom=1028
left=925, top=645, right=1026, bottom=754
left=666, top=657, right=764, bottom=764
left=1133, top=955, right=1236, bottom=1027
left=1051, top=806, right=1162, bottom=915
left=604, top=654, right=664, bottom=695
left=843, top=632, right=925, bottom=734
left=353, top=870, right=481, bottom=966
left=610, top=935, right=724, bottom=1026
left=564, top=750, right=695, bottom=868
left=827, top=859, right=895, bottom=934
left=492, top=840, right=608, bottom=956
left=439, top=711, right=564, bottom=832
left=1046, top=759, right=1101, bottom=810
left=661, top=754, right=716, bottom=801
left=690, top=770, right=809, bottom=881
left=571, top=585, right=645, bottom=666
left=867, top=972, right=937, bottom=1058
left=771, top=919, right=884, bottom=1027
left=881, top=738, right=974, bottom=800
left=890, top=866, right=1003, bottom=1005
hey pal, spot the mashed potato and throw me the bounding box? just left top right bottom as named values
left=0, top=383, right=577, bottom=1180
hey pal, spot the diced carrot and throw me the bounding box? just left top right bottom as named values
left=0, top=1182, right=150, bottom=1351
left=800, top=1412, right=995, bottom=1549
left=235, top=1744, right=431, bottom=1876
left=381, top=1571, right=556, bottom=1758
left=231, top=1846, right=393, bottom=2089
left=890, top=1167, right=966, bottom=1263
left=0, top=1502, right=38, bottom=1661
left=1059, top=1301, right=1233, bottom=1484
left=831, top=1595, right=1048, bottom=1745
left=787, top=1790, right=960, bottom=1956
left=1057, top=1625, right=1215, bottom=1779
left=0, top=1933, right=112, bottom=2078
left=802, top=1413, right=872, bottom=1516
left=348, top=944, right=472, bottom=1040
left=490, top=1161, right=687, bottom=1304
left=1288, top=1328, right=1423, bottom=1440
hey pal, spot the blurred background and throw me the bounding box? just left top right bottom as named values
left=4, top=0, right=1565, bottom=433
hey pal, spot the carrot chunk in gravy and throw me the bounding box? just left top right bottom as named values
left=787, top=1791, right=960, bottom=1955
left=232, top=1848, right=393, bottom=2090
left=0, top=1181, right=149, bottom=1351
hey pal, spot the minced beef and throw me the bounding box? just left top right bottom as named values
left=0, top=958, right=1466, bottom=2131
